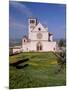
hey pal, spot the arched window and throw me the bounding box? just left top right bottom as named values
left=24, top=39, right=25, bottom=42
left=23, top=38, right=27, bottom=43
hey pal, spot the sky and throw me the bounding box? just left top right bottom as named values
left=9, top=1, right=66, bottom=40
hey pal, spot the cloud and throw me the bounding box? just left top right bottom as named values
left=9, top=1, right=32, bottom=16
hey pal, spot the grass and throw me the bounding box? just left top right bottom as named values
left=9, top=52, right=66, bottom=89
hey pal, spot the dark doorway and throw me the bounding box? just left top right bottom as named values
left=37, top=42, right=42, bottom=51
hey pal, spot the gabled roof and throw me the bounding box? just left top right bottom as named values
left=32, top=22, right=48, bottom=32
left=40, top=22, right=48, bottom=29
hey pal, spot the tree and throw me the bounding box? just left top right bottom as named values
left=58, top=39, right=66, bottom=47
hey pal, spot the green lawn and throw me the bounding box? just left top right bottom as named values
left=9, top=52, right=66, bottom=89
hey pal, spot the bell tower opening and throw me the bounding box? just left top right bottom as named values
left=28, top=17, right=37, bottom=30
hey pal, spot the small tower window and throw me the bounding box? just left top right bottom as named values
left=38, top=28, right=41, bottom=31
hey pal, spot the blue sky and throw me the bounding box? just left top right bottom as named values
left=9, top=1, right=66, bottom=40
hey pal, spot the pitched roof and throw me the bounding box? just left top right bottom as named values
left=32, top=22, right=48, bottom=32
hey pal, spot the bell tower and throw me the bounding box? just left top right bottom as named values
left=28, top=17, right=37, bottom=39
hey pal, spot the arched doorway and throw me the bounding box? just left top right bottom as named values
left=37, top=42, right=42, bottom=51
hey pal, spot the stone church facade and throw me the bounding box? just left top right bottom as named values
left=21, top=18, right=57, bottom=52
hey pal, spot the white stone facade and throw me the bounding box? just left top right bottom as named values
left=21, top=18, right=57, bottom=52
left=12, top=46, right=22, bottom=54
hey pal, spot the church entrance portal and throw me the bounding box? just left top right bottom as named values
left=37, top=42, right=42, bottom=51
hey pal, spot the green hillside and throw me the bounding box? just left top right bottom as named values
left=9, top=52, right=66, bottom=89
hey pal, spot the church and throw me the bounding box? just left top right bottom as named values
left=21, top=17, right=57, bottom=52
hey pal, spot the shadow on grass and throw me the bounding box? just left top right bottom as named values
left=10, top=58, right=29, bottom=69
left=16, top=64, right=29, bottom=69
